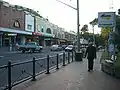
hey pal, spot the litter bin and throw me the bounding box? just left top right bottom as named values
left=75, top=51, right=82, bottom=61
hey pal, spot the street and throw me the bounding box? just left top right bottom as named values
left=0, top=47, right=68, bottom=89
left=0, top=47, right=65, bottom=65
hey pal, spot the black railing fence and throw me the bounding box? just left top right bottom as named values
left=0, top=52, right=75, bottom=90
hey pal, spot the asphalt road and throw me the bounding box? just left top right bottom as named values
left=0, top=47, right=71, bottom=89
left=0, top=47, right=65, bottom=65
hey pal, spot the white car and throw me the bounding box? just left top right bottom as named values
left=50, top=45, right=63, bottom=51
left=65, top=45, right=74, bottom=52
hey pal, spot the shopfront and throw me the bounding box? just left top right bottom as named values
left=32, top=32, right=44, bottom=46
left=2, top=33, right=17, bottom=46
left=44, top=37, right=52, bottom=46
left=0, top=27, right=32, bottom=46
left=44, top=33, right=54, bottom=46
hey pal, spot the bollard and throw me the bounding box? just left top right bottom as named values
left=8, top=61, right=12, bottom=90
left=46, top=55, right=50, bottom=74
left=68, top=52, right=70, bottom=64
left=63, top=52, right=66, bottom=66
left=32, top=57, right=36, bottom=81
left=72, top=51, right=74, bottom=62
left=56, top=54, right=59, bottom=69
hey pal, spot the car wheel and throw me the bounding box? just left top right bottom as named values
left=39, top=49, right=41, bottom=52
left=22, top=50, right=25, bottom=53
left=29, top=49, right=33, bottom=53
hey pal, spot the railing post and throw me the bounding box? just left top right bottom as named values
left=8, top=61, right=12, bottom=90
left=72, top=51, right=74, bottom=62
left=46, top=55, right=50, bottom=74
left=63, top=52, right=66, bottom=66
left=32, top=57, right=36, bottom=81
left=68, top=52, right=70, bottom=64
left=56, top=54, right=59, bottom=69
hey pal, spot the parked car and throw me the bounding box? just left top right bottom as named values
left=50, top=45, right=63, bottom=51
left=65, top=45, right=74, bottom=52
left=61, top=45, right=67, bottom=50
left=17, top=42, right=43, bottom=53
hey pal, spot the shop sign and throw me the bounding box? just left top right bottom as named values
left=32, top=32, right=42, bottom=36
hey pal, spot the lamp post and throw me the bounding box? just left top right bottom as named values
left=56, top=0, right=80, bottom=52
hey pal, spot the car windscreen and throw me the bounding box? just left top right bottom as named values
left=26, top=42, right=36, bottom=45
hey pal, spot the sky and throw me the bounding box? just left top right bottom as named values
left=3, top=0, right=120, bottom=34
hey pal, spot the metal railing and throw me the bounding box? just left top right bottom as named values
left=0, top=52, right=75, bottom=90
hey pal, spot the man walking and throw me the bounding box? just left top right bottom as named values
left=85, top=42, right=96, bottom=72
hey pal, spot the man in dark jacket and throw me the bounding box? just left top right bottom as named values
left=85, top=42, right=96, bottom=72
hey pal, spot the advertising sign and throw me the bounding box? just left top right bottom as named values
left=98, top=12, right=116, bottom=27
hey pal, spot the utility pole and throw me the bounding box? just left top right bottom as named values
left=77, top=0, right=80, bottom=52
left=56, top=0, right=80, bottom=52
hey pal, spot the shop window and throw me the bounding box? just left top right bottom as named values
left=46, top=28, right=51, bottom=34
left=27, top=24, right=32, bottom=30
left=13, top=20, right=20, bottom=28
left=37, top=25, right=41, bottom=32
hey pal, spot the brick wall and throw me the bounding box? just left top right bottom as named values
left=0, top=4, right=25, bottom=30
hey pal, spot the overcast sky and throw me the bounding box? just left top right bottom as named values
left=4, top=0, right=120, bottom=33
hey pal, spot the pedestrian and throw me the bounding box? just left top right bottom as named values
left=84, top=42, right=97, bottom=72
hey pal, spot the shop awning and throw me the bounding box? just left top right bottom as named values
left=0, top=27, right=32, bottom=35
left=59, top=39, right=66, bottom=42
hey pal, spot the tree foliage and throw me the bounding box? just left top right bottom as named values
left=89, top=18, right=98, bottom=26
left=81, top=24, right=88, bottom=34
left=100, top=27, right=112, bottom=45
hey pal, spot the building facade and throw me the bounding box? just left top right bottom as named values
left=0, top=1, right=76, bottom=48
left=0, top=2, right=32, bottom=47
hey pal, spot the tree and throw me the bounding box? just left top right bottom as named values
left=95, top=34, right=104, bottom=46
left=81, top=24, right=88, bottom=34
left=100, top=27, right=112, bottom=45
left=89, top=18, right=98, bottom=26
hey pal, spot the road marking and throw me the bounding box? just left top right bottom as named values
left=0, top=56, right=4, bottom=60
left=0, top=56, right=4, bottom=58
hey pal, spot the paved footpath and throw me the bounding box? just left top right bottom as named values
left=13, top=52, right=120, bottom=90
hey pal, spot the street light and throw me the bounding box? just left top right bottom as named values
left=56, top=0, right=80, bottom=52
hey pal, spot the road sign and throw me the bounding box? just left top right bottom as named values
left=98, top=12, right=116, bottom=27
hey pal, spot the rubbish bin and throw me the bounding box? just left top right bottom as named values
left=75, top=51, right=82, bottom=61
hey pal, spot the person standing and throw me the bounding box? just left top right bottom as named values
left=85, top=42, right=97, bottom=72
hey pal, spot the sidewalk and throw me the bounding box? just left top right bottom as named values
left=13, top=52, right=120, bottom=90
left=0, top=47, right=17, bottom=54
